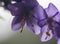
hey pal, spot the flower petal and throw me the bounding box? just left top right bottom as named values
left=38, top=19, right=47, bottom=27
left=52, top=21, right=60, bottom=44
left=32, top=4, right=46, bottom=20
left=53, top=22, right=60, bottom=38
left=27, top=23, right=41, bottom=35
left=53, top=12, right=60, bottom=23
left=26, top=14, right=41, bottom=35
left=12, top=16, right=24, bottom=31
left=45, top=3, right=58, bottom=17
left=8, top=3, right=24, bottom=16
left=40, top=25, right=53, bottom=42
left=57, top=38, right=60, bottom=44
left=22, top=0, right=39, bottom=7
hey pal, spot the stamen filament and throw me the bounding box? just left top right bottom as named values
left=20, top=16, right=25, bottom=33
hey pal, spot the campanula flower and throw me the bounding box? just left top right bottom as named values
left=7, top=0, right=45, bottom=35
left=38, top=3, right=60, bottom=44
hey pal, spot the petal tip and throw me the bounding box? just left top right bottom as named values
left=12, top=24, right=21, bottom=31
left=57, top=39, right=60, bottom=44
left=48, top=3, right=57, bottom=10
left=34, top=31, right=40, bottom=35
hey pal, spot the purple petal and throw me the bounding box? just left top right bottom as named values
left=32, top=4, right=46, bottom=20
left=8, top=3, right=24, bottom=16
left=40, top=25, right=53, bottom=42
left=52, top=22, right=60, bottom=44
left=53, top=12, right=60, bottom=23
left=53, top=22, right=60, bottom=38
left=57, top=39, right=60, bottom=44
left=38, top=19, right=46, bottom=27
left=12, top=16, right=23, bottom=31
left=26, top=23, right=41, bottom=35
left=45, top=3, right=58, bottom=17
left=21, top=0, right=39, bottom=7
left=26, top=15, right=41, bottom=35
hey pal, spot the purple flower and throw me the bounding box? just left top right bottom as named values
left=7, top=0, right=44, bottom=35
left=38, top=3, right=60, bottom=44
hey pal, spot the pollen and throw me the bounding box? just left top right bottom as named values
left=46, top=32, right=50, bottom=36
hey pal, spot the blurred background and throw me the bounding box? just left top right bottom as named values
left=0, top=0, right=60, bottom=44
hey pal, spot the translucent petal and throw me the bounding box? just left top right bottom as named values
left=12, top=16, right=25, bottom=31
left=40, top=25, right=53, bottom=42
left=53, top=12, right=60, bottom=23
left=45, top=3, right=58, bottom=17
left=27, top=23, right=41, bottom=35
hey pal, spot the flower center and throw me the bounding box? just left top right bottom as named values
left=47, top=18, right=53, bottom=23
left=46, top=18, right=54, bottom=36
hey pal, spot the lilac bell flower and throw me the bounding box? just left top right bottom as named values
left=38, top=3, right=60, bottom=44
left=7, top=0, right=45, bottom=35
